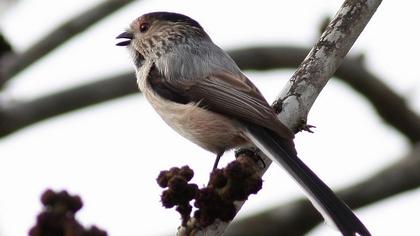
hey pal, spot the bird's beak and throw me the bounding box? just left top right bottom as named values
left=116, top=31, right=133, bottom=46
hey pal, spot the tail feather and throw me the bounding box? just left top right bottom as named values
left=244, top=124, right=370, bottom=236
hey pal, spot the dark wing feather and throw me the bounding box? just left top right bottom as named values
left=148, top=66, right=294, bottom=140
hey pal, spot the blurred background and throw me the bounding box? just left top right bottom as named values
left=0, top=0, right=419, bottom=235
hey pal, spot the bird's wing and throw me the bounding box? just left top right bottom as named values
left=148, top=67, right=294, bottom=140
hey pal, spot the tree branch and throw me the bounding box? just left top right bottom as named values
left=0, top=32, right=12, bottom=57
left=274, top=0, right=382, bottom=130
left=5, top=43, right=417, bottom=143
left=5, top=43, right=417, bottom=144
left=230, top=46, right=420, bottom=143
left=0, top=0, right=135, bottom=86
left=336, top=57, right=420, bottom=143
left=225, top=143, right=420, bottom=235
left=184, top=0, right=382, bottom=235
left=0, top=73, right=136, bottom=137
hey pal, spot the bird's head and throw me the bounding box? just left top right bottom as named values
left=116, top=12, right=209, bottom=67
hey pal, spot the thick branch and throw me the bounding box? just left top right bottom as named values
left=275, top=0, right=382, bottom=129
left=225, top=143, right=420, bottom=235
left=187, top=0, right=382, bottom=235
left=0, top=0, right=135, bottom=86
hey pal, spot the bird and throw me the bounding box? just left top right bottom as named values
left=116, top=11, right=370, bottom=236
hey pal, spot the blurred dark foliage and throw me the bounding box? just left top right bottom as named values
left=29, top=189, right=107, bottom=236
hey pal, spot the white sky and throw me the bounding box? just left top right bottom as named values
left=0, top=0, right=419, bottom=235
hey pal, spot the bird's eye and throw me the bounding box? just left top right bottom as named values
left=139, top=23, right=149, bottom=33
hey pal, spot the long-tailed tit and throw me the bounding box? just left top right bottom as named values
left=116, top=12, right=370, bottom=236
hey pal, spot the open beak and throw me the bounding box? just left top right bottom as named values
left=116, top=31, right=133, bottom=46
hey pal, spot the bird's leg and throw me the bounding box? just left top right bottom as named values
left=212, top=152, right=224, bottom=170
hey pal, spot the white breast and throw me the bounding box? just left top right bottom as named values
left=136, top=62, right=247, bottom=154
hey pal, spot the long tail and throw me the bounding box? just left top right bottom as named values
left=244, top=124, right=370, bottom=236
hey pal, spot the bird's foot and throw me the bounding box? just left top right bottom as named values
left=297, top=120, right=316, bottom=133
left=235, top=147, right=265, bottom=169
